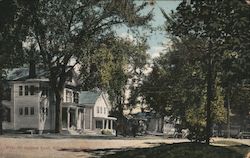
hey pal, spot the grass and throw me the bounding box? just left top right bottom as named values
left=213, top=140, right=243, bottom=146
left=213, top=140, right=250, bottom=157
left=99, top=141, right=250, bottom=158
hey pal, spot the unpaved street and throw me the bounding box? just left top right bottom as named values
left=0, top=136, right=249, bottom=158
left=0, top=136, right=186, bottom=158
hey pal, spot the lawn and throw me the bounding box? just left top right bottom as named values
left=100, top=141, right=250, bottom=158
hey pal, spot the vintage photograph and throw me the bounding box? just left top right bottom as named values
left=0, top=0, right=250, bottom=157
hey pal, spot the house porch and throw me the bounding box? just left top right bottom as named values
left=94, top=117, right=117, bottom=131
left=62, top=105, right=84, bottom=130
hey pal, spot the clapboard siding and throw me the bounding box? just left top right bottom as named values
left=13, top=83, right=40, bottom=130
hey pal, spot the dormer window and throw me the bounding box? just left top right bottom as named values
left=66, top=90, right=72, bottom=103
left=73, top=92, right=79, bottom=104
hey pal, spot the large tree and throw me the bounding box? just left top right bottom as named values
left=0, top=0, right=25, bottom=135
left=80, top=35, right=149, bottom=122
left=141, top=37, right=226, bottom=141
left=162, top=0, right=250, bottom=144
left=18, top=0, right=152, bottom=133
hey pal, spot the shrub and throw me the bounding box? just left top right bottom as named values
left=101, top=129, right=113, bottom=135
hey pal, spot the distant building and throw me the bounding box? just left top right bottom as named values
left=129, top=111, right=178, bottom=134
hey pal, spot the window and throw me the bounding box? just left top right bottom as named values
left=100, top=107, right=102, bottom=114
left=24, top=107, right=29, bottom=115
left=30, top=86, right=35, bottom=95
left=66, top=90, right=72, bottom=102
left=19, top=86, right=23, bottom=96
left=30, top=107, right=34, bottom=115
left=97, top=107, right=99, bottom=113
left=19, top=108, right=23, bottom=115
left=104, top=107, right=106, bottom=114
left=73, top=92, right=79, bottom=104
left=96, top=120, right=103, bottom=129
left=24, top=85, right=29, bottom=96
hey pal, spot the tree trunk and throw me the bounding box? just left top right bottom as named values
left=161, top=116, right=164, bottom=133
left=0, top=106, right=2, bottom=135
left=54, top=89, right=63, bottom=133
left=205, top=54, right=213, bottom=145
left=49, top=67, right=68, bottom=133
left=117, top=92, right=124, bottom=117
left=226, top=87, right=231, bottom=138
left=0, top=82, right=3, bottom=135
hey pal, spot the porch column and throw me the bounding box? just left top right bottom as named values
left=83, top=108, right=85, bottom=130
left=67, top=107, right=70, bottom=130
left=90, top=109, right=92, bottom=130
left=102, top=119, right=105, bottom=129
left=75, top=108, right=78, bottom=129
left=106, top=119, right=109, bottom=129
left=110, top=120, right=113, bottom=130
left=155, top=119, right=158, bottom=132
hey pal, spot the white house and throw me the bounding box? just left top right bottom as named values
left=2, top=67, right=116, bottom=134
left=78, top=91, right=116, bottom=132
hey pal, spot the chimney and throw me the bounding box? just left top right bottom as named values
left=29, top=59, right=36, bottom=78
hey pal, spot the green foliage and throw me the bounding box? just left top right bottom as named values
left=80, top=36, right=149, bottom=117
left=8, top=0, right=152, bottom=132
left=0, top=0, right=25, bottom=69
left=141, top=36, right=228, bottom=142
left=211, top=83, right=227, bottom=124
left=157, top=0, right=250, bottom=143
left=0, top=0, right=28, bottom=134
left=185, top=105, right=206, bottom=142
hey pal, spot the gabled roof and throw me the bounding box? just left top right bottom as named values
left=79, top=91, right=102, bottom=106
left=6, top=67, right=48, bottom=81
left=5, top=67, right=80, bottom=87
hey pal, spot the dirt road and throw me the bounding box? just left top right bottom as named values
left=0, top=136, right=186, bottom=158
left=0, top=136, right=248, bottom=158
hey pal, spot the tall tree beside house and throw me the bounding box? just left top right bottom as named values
left=80, top=35, right=149, bottom=123
left=109, top=38, right=149, bottom=119
left=17, top=0, right=152, bottom=133
left=0, top=0, right=27, bottom=135
left=162, top=0, right=250, bottom=144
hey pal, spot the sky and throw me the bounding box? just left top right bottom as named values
left=145, top=1, right=180, bottom=58
left=117, top=1, right=181, bottom=59
left=120, top=0, right=181, bottom=111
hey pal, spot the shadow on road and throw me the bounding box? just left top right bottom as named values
left=58, top=142, right=250, bottom=158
